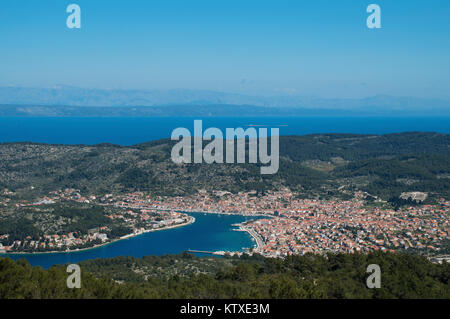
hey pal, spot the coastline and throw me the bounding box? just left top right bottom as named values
left=1, top=210, right=267, bottom=256
left=239, top=225, right=264, bottom=251
left=179, top=210, right=268, bottom=252
left=175, top=210, right=268, bottom=252
left=1, top=216, right=196, bottom=256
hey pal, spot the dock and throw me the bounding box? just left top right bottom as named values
left=187, top=249, right=227, bottom=256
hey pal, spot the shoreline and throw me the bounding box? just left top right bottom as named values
left=1, top=210, right=267, bottom=256
left=184, top=210, right=268, bottom=252
left=1, top=216, right=196, bottom=256
left=239, top=225, right=264, bottom=251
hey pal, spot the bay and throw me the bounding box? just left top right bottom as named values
left=1, top=213, right=260, bottom=269
left=1, top=116, right=448, bottom=269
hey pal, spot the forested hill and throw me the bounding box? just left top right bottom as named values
left=0, top=132, right=449, bottom=200
left=0, top=252, right=448, bottom=299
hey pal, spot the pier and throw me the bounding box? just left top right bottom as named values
left=187, top=250, right=227, bottom=256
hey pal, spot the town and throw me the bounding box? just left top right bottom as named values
left=0, top=187, right=448, bottom=257
left=0, top=188, right=194, bottom=253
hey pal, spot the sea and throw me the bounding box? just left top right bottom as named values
left=0, top=116, right=449, bottom=145
left=0, top=116, right=449, bottom=268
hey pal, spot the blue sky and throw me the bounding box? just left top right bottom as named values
left=1, top=0, right=449, bottom=98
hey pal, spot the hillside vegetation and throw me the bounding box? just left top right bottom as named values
left=0, top=252, right=448, bottom=299
left=0, top=132, right=448, bottom=200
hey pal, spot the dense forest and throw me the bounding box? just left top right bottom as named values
left=0, top=252, right=448, bottom=299
left=0, top=132, right=449, bottom=200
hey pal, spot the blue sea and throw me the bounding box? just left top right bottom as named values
left=0, top=116, right=449, bottom=268
left=0, top=116, right=448, bottom=145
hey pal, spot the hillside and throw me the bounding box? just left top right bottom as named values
left=0, top=252, right=448, bottom=299
left=0, top=132, right=449, bottom=201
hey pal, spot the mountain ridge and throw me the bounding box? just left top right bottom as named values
left=1, top=132, right=448, bottom=200
left=1, top=86, right=449, bottom=116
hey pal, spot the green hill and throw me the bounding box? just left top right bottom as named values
left=0, top=252, right=448, bottom=299
left=0, top=132, right=449, bottom=200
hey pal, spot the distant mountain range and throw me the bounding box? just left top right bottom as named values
left=1, top=86, right=449, bottom=116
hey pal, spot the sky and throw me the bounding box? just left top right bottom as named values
left=0, top=0, right=450, bottom=99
